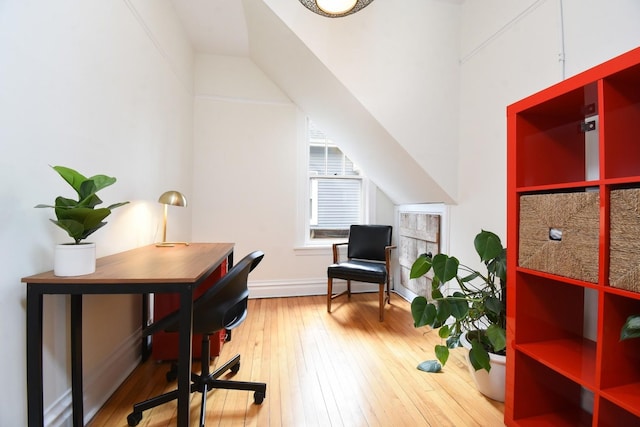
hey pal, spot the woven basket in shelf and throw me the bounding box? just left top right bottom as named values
left=610, top=188, right=640, bottom=292
left=519, top=191, right=600, bottom=283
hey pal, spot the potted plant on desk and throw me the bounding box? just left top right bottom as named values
left=410, top=229, right=507, bottom=401
left=35, top=165, right=129, bottom=276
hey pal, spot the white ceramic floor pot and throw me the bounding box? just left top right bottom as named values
left=54, top=243, right=96, bottom=276
left=459, top=331, right=506, bottom=402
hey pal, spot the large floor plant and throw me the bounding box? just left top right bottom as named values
left=410, top=229, right=506, bottom=372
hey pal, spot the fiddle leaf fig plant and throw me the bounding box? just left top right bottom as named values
left=410, top=229, right=506, bottom=373
left=35, top=165, right=129, bottom=244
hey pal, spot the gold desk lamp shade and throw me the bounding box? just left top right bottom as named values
left=157, top=191, right=189, bottom=247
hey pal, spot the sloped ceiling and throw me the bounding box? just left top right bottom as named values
left=171, top=0, right=458, bottom=205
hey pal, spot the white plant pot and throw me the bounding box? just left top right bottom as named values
left=459, top=331, right=506, bottom=402
left=54, top=243, right=96, bottom=276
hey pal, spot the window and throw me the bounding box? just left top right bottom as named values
left=307, top=120, right=364, bottom=241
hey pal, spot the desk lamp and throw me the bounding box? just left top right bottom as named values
left=156, top=190, right=189, bottom=247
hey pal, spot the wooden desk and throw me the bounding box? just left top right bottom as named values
left=22, top=243, right=234, bottom=427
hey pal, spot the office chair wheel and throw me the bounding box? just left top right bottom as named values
left=231, top=362, right=240, bottom=374
left=254, top=391, right=265, bottom=404
left=127, top=411, right=142, bottom=426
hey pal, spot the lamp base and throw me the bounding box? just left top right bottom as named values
left=155, top=242, right=190, bottom=247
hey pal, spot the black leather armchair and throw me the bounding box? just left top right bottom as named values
left=327, top=225, right=395, bottom=321
left=127, top=250, right=267, bottom=427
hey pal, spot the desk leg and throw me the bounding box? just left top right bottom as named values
left=26, top=286, right=44, bottom=427
left=141, top=293, right=151, bottom=362
left=70, top=295, right=84, bottom=427
left=177, top=286, right=194, bottom=427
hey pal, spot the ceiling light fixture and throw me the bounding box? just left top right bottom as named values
left=299, top=0, right=374, bottom=18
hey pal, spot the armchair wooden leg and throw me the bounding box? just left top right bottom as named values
left=327, top=277, right=333, bottom=313
left=386, top=282, right=391, bottom=305
left=378, top=283, right=384, bottom=322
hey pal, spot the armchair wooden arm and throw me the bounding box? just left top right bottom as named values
left=332, top=242, right=349, bottom=263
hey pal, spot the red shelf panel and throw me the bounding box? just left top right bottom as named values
left=515, top=267, right=601, bottom=291
left=511, top=409, right=591, bottom=427
left=601, top=383, right=640, bottom=418
left=516, top=339, right=596, bottom=388
left=515, top=180, right=599, bottom=193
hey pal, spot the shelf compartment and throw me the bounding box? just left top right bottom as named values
left=598, top=396, right=640, bottom=426
left=518, top=190, right=600, bottom=283
left=511, top=351, right=593, bottom=426
left=511, top=83, right=598, bottom=188
left=516, top=338, right=596, bottom=388
left=515, top=273, right=591, bottom=341
left=600, top=293, right=640, bottom=397
left=609, top=187, right=640, bottom=292
left=602, top=62, right=640, bottom=179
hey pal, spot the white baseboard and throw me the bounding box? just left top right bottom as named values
left=248, top=278, right=413, bottom=303
left=392, top=284, right=418, bottom=303
left=248, top=278, right=383, bottom=299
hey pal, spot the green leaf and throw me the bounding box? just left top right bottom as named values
left=435, top=299, right=451, bottom=323
left=106, top=201, right=129, bottom=210
left=87, top=174, right=117, bottom=193
left=485, top=296, right=504, bottom=317
left=486, top=324, right=506, bottom=352
left=55, top=196, right=79, bottom=209
left=446, top=334, right=460, bottom=349
left=474, top=230, right=503, bottom=263
left=620, top=315, right=640, bottom=341
left=438, top=324, right=450, bottom=339
left=487, top=248, right=507, bottom=283
left=432, top=254, right=459, bottom=283
left=52, top=165, right=87, bottom=194
left=410, top=254, right=433, bottom=279
left=460, top=271, right=480, bottom=283
left=411, top=297, right=437, bottom=327
left=448, top=292, right=469, bottom=320
left=468, top=339, right=491, bottom=372
left=435, top=345, right=449, bottom=366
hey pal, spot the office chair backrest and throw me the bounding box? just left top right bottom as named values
left=191, top=250, right=264, bottom=334
left=347, top=225, right=392, bottom=262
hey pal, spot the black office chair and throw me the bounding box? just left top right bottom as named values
left=327, top=225, right=395, bottom=321
left=127, top=251, right=267, bottom=427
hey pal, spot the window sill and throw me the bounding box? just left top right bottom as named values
left=293, top=245, right=333, bottom=256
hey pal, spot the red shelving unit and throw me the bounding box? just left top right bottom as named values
left=506, top=46, right=640, bottom=426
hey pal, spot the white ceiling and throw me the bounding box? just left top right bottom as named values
left=168, top=0, right=463, bottom=204
left=169, top=0, right=466, bottom=57
left=170, top=0, right=250, bottom=56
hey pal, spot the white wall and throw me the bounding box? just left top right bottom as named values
left=0, top=0, right=194, bottom=425
left=451, top=0, right=640, bottom=266
left=290, top=0, right=463, bottom=202
left=191, top=54, right=396, bottom=297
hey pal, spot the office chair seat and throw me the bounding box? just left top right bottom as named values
left=127, top=250, right=266, bottom=427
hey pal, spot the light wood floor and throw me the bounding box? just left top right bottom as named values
left=88, top=293, right=505, bottom=426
